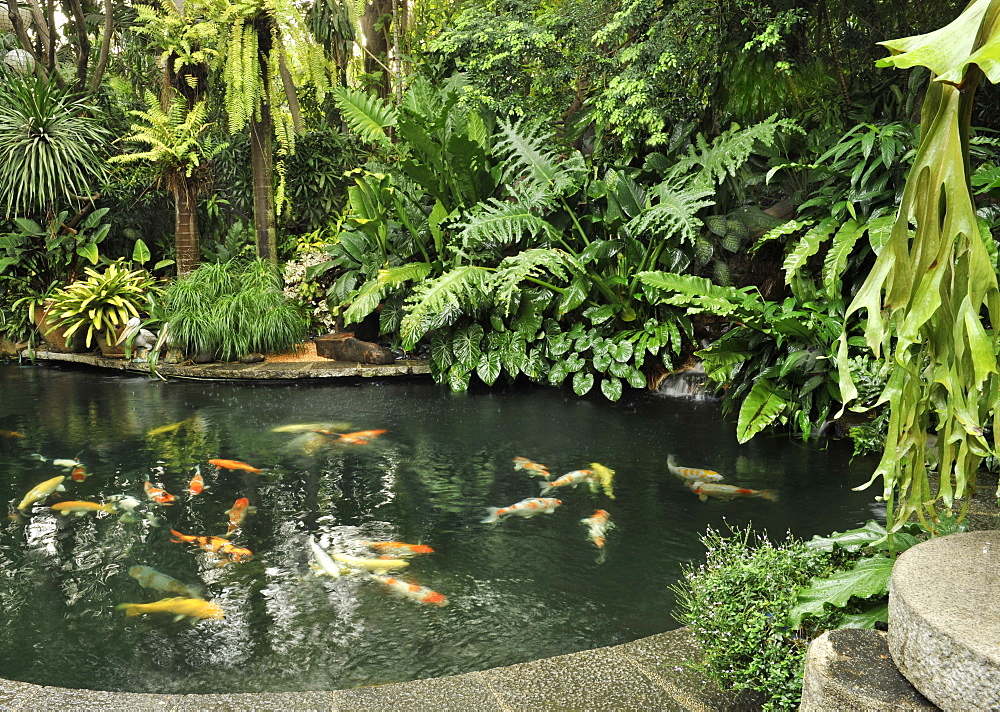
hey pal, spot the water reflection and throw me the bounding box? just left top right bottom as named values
left=0, top=362, right=880, bottom=693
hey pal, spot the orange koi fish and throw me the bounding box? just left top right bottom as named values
left=0, top=430, right=25, bottom=438
left=144, top=481, right=175, bottom=505
left=208, top=458, right=263, bottom=473
left=170, top=529, right=253, bottom=562
left=69, top=466, right=88, bottom=482
left=540, top=469, right=595, bottom=495
left=313, top=429, right=387, bottom=445
left=512, top=456, right=551, bottom=480
left=667, top=455, right=724, bottom=483
left=186, top=466, right=205, bottom=495
left=368, top=573, right=449, bottom=607
left=686, top=481, right=779, bottom=502
left=361, top=541, right=435, bottom=556
left=581, top=509, right=614, bottom=549
left=482, top=497, right=562, bottom=523
left=224, top=497, right=257, bottom=536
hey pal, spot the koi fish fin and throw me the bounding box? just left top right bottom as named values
left=480, top=507, right=501, bottom=524
left=56, top=485, right=66, bottom=492
left=757, top=490, right=780, bottom=502
left=539, top=484, right=553, bottom=495
left=698, top=493, right=708, bottom=502
left=173, top=615, right=186, bottom=623
left=116, top=603, right=141, bottom=617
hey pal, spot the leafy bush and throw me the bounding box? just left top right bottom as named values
left=159, top=259, right=307, bottom=360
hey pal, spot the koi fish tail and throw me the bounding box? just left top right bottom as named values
left=480, top=507, right=501, bottom=524
left=757, top=489, right=779, bottom=502
left=539, top=484, right=553, bottom=495
left=116, top=603, right=142, bottom=617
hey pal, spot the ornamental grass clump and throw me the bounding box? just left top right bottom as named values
left=160, top=259, right=307, bottom=361
left=672, top=527, right=845, bottom=711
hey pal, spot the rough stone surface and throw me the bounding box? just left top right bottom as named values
left=888, top=531, right=1000, bottom=710
left=334, top=672, right=498, bottom=711
left=800, top=628, right=937, bottom=711
left=315, top=332, right=395, bottom=364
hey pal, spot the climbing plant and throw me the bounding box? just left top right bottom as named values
left=837, top=0, right=1000, bottom=532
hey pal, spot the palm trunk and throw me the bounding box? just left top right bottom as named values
left=174, top=177, right=200, bottom=276
left=251, top=13, right=278, bottom=264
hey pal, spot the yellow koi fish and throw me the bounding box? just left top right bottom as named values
left=331, top=553, right=409, bottom=572
left=51, top=500, right=115, bottom=516
left=667, top=455, right=724, bottom=482
left=128, top=565, right=203, bottom=599
left=270, top=422, right=352, bottom=433
left=686, top=481, right=778, bottom=502
left=360, top=541, right=435, bottom=556
left=116, top=596, right=224, bottom=621
left=17, top=475, right=66, bottom=512
left=481, top=497, right=562, bottom=523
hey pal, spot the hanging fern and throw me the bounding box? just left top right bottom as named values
left=782, top=216, right=838, bottom=284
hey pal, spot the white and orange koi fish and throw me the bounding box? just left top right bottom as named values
left=686, top=480, right=778, bottom=502
left=512, top=457, right=551, bottom=480
left=481, top=497, right=562, bottom=523
left=360, top=541, right=435, bottom=556
left=368, top=573, right=448, bottom=607
left=667, top=455, right=724, bottom=482
left=581, top=509, right=614, bottom=549
left=540, top=469, right=595, bottom=495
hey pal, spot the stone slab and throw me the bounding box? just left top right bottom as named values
left=800, top=628, right=937, bottom=711
left=480, top=644, right=683, bottom=711
left=333, top=672, right=499, bottom=711
left=888, top=531, right=1000, bottom=710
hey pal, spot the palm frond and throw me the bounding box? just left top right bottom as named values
left=399, top=266, right=491, bottom=349
left=333, top=86, right=396, bottom=151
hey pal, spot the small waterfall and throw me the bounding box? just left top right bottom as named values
left=655, top=362, right=715, bottom=400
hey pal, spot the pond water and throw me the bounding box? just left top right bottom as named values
left=0, top=362, right=882, bottom=694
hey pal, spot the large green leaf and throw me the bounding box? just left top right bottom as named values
left=783, top=217, right=837, bottom=284
left=786, top=557, right=895, bottom=629
left=736, top=378, right=788, bottom=443
left=838, top=603, right=890, bottom=630
left=333, top=87, right=396, bottom=151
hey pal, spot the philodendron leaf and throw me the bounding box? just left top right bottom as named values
left=786, top=556, right=895, bottom=629
left=477, top=350, right=501, bottom=385
left=573, top=370, right=594, bottom=396
left=736, top=378, right=788, bottom=443
left=838, top=602, right=890, bottom=630
left=600, top=376, right=623, bottom=401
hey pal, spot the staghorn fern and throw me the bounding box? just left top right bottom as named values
left=399, top=266, right=492, bottom=349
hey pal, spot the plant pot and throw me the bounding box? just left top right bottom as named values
left=96, top=326, right=127, bottom=358
left=33, top=308, right=86, bottom=353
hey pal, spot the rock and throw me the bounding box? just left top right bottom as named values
left=800, top=628, right=937, bottom=711
left=888, top=531, right=1000, bottom=710
left=192, top=350, right=215, bottom=364
left=239, top=353, right=264, bottom=364
left=315, top=333, right=395, bottom=364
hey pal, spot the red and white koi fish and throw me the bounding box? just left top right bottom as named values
left=686, top=481, right=778, bottom=502
left=17, top=475, right=66, bottom=512
left=482, top=497, right=562, bottom=523
left=144, top=481, right=175, bottom=505
left=223, top=497, right=257, bottom=537
left=313, top=429, right=387, bottom=445
left=360, top=541, right=435, bottom=556
left=69, top=465, right=88, bottom=482
left=51, top=500, right=116, bottom=516
left=667, top=455, right=724, bottom=482
left=208, top=458, right=262, bottom=473
left=368, top=573, right=449, bottom=607
left=581, top=509, right=614, bottom=549
left=540, top=469, right=595, bottom=495
left=512, top=456, right=551, bottom=479
left=186, top=466, right=205, bottom=495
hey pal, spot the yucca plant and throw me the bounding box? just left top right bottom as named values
left=159, top=259, right=307, bottom=361
left=47, top=262, right=157, bottom=348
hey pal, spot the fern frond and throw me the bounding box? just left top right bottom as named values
left=668, top=116, right=803, bottom=188
left=496, top=118, right=586, bottom=197
left=627, top=184, right=714, bottom=244
left=458, top=198, right=559, bottom=254
left=822, top=219, right=865, bottom=300
left=400, top=266, right=491, bottom=349
left=333, top=86, right=396, bottom=150
left=783, top=216, right=838, bottom=283
left=343, top=263, right=432, bottom=325
left=491, top=248, right=580, bottom=314
left=638, top=271, right=762, bottom=317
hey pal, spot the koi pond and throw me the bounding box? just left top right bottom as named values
left=0, top=362, right=881, bottom=694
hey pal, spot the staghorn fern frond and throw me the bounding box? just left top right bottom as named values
left=458, top=198, right=560, bottom=254
left=627, top=183, right=714, bottom=244
left=342, top=263, right=432, bottom=326
left=334, top=86, right=397, bottom=151
left=399, top=266, right=492, bottom=349
left=496, top=118, right=586, bottom=198
left=667, top=116, right=802, bottom=188
left=491, top=248, right=581, bottom=315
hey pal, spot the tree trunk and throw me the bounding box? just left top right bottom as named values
left=174, top=177, right=200, bottom=276
left=251, top=13, right=277, bottom=264
left=361, top=0, right=392, bottom=98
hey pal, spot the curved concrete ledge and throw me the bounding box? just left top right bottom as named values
left=0, top=627, right=754, bottom=711
left=19, top=349, right=431, bottom=380
left=888, top=531, right=1000, bottom=710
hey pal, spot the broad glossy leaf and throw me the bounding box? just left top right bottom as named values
left=448, top=364, right=471, bottom=391
left=572, top=370, right=594, bottom=396
left=736, top=378, right=789, bottom=443
left=132, top=239, right=151, bottom=265
left=786, top=557, right=895, bottom=629
left=600, top=376, right=623, bottom=401
left=838, top=603, right=889, bottom=630
left=477, top=350, right=501, bottom=385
